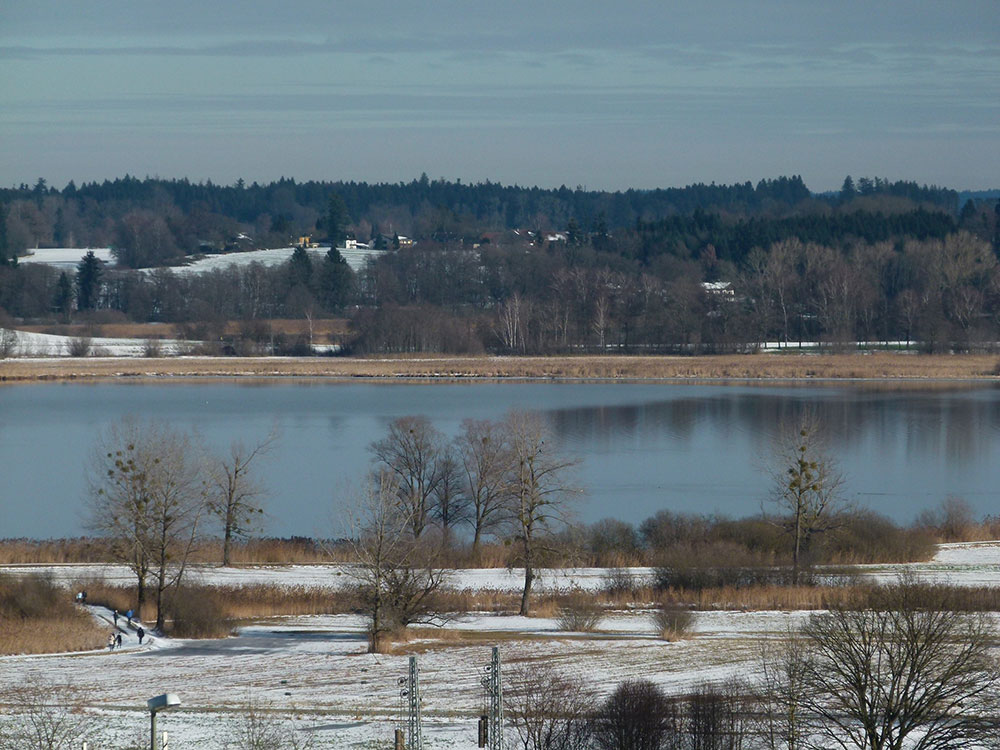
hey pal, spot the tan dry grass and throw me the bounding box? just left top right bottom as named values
left=2, top=353, right=999, bottom=384
left=0, top=617, right=107, bottom=656
left=0, top=538, right=346, bottom=565
left=78, top=581, right=352, bottom=621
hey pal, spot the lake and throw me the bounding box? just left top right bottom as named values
left=2, top=380, right=999, bottom=538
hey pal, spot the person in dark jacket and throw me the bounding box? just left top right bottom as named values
left=137, top=627, right=145, bottom=644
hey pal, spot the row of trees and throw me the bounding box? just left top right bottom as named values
left=87, top=419, right=274, bottom=629
left=1, top=174, right=964, bottom=261
left=354, top=412, right=577, bottom=651
left=9, top=229, right=997, bottom=355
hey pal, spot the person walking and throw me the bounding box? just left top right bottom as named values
left=107, top=632, right=116, bottom=651
left=115, top=632, right=123, bottom=649
left=137, top=626, right=145, bottom=645
left=113, top=609, right=119, bottom=627
left=126, top=609, right=133, bottom=627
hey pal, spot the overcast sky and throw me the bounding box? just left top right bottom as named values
left=2, top=1, right=998, bottom=192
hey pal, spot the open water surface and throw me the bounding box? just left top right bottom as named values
left=2, top=380, right=999, bottom=538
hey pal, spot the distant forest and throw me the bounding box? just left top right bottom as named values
left=1, top=174, right=999, bottom=354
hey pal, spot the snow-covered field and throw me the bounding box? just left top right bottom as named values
left=17, top=247, right=114, bottom=269
left=3, top=542, right=999, bottom=749
left=14, top=245, right=383, bottom=275
left=3, top=605, right=802, bottom=749
left=168, top=245, right=383, bottom=275
left=0, top=328, right=191, bottom=357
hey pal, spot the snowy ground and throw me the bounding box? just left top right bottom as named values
left=0, top=328, right=192, bottom=357
left=3, top=542, right=999, bottom=749
left=2, top=605, right=803, bottom=749
left=166, top=245, right=384, bottom=276
left=16, top=247, right=114, bottom=269
left=14, top=245, right=382, bottom=276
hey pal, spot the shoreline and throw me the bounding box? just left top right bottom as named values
left=1, top=353, right=998, bottom=384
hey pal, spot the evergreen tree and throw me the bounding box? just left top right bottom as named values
left=53, top=272, right=73, bottom=319
left=288, top=246, right=313, bottom=288
left=566, top=218, right=583, bottom=246
left=326, top=193, right=349, bottom=248
left=320, top=247, right=354, bottom=310
left=75, top=250, right=102, bottom=310
left=959, top=199, right=977, bottom=224
left=839, top=175, right=857, bottom=203
left=0, top=202, right=8, bottom=265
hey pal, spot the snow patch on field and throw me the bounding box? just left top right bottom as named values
left=168, top=246, right=383, bottom=275
left=17, top=247, right=114, bottom=269
left=0, top=328, right=191, bottom=357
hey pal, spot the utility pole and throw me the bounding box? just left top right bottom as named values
left=408, top=655, right=423, bottom=750
left=480, top=646, right=505, bottom=750
left=397, top=655, right=423, bottom=750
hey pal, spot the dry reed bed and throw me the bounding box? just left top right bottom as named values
left=0, top=574, right=106, bottom=655
left=0, top=538, right=350, bottom=565
left=2, top=353, right=999, bottom=383
left=0, top=618, right=106, bottom=656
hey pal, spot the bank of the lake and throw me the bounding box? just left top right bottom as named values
left=1, top=352, right=999, bottom=383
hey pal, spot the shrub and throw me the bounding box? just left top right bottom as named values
left=820, top=510, right=936, bottom=563
left=602, top=567, right=639, bottom=597
left=654, top=542, right=793, bottom=591
left=591, top=680, right=677, bottom=750
left=555, top=590, right=603, bottom=632
left=68, top=336, right=92, bottom=357
left=163, top=586, right=231, bottom=638
left=652, top=604, right=694, bottom=641
left=143, top=338, right=163, bottom=357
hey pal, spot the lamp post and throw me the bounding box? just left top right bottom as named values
left=147, top=693, right=180, bottom=750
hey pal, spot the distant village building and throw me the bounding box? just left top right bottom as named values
left=701, top=281, right=735, bottom=299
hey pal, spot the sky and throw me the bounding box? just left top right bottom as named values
left=1, top=1, right=998, bottom=192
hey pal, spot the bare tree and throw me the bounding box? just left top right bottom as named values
left=768, top=418, right=844, bottom=584
left=506, top=663, right=594, bottom=750
left=209, top=430, right=278, bottom=566
left=591, top=679, right=679, bottom=750
left=799, top=579, right=1000, bottom=750
left=88, top=418, right=207, bottom=630
left=344, top=472, right=448, bottom=653
left=504, top=411, right=579, bottom=616
left=684, top=680, right=751, bottom=750
left=370, top=416, right=443, bottom=538
left=456, top=418, right=512, bottom=557
left=0, top=677, right=94, bottom=750
left=755, top=635, right=808, bottom=750
left=430, top=445, right=469, bottom=548
left=496, top=292, right=529, bottom=353
left=227, top=692, right=314, bottom=750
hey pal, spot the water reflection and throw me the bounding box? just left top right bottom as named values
left=546, top=390, right=999, bottom=468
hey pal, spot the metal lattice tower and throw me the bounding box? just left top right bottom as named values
left=407, top=655, right=423, bottom=750
left=480, top=646, right=505, bottom=750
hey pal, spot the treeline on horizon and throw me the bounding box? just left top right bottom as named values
left=1, top=173, right=1000, bottom=355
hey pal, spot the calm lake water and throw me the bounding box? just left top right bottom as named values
left=2, top=380, right=999, bottom=539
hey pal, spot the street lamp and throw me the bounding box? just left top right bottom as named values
left=147, top=693, right=180, bottom=750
